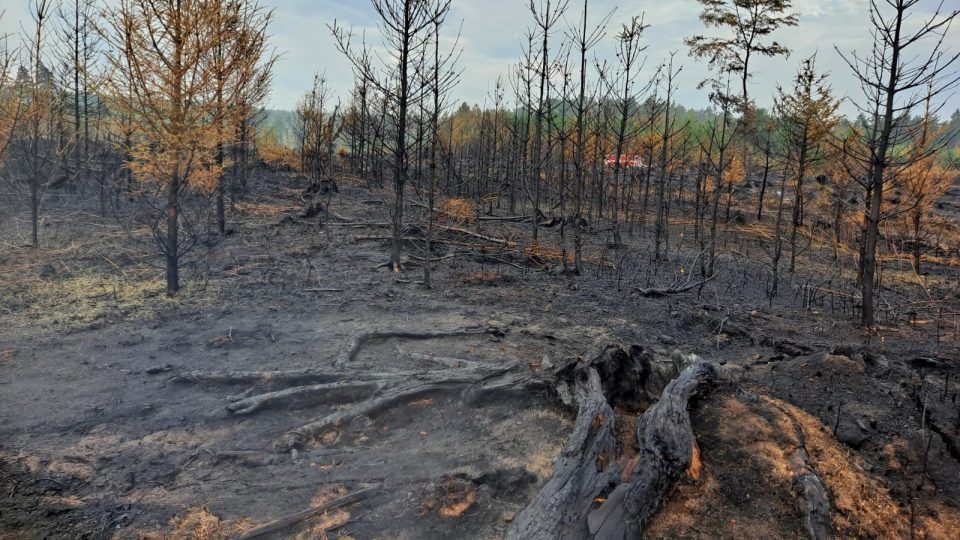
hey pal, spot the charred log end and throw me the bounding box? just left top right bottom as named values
left=274, top=433, right=306, bottom=453
left=588, top=344, right=653, bottom=408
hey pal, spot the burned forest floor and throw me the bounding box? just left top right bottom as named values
left=1, top=171, right=960, bottom=539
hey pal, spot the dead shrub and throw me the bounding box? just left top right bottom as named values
left=420, top=476, right=477, bottom=518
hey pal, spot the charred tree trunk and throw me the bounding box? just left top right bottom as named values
left=508, top=353, right=716, bottom=540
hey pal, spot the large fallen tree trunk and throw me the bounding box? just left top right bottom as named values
left=503, top=364, right=620, bottom=538
left=507, top=360, right=716, bottom=540
left=587, top=361, right=715, bottom=540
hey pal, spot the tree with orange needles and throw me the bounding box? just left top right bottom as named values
left=773, top=54, right=840, bottom=273
left=213, top=0, right=274, bottom=232
left=103, top=0, right=274, bottom=295
left=722, top=153, right=745, bottom=221
left=0, top=11, right=21, bottom=167
left=7, top=0, right=71, bottom=248
left=898, top=87, right=956, bottom=274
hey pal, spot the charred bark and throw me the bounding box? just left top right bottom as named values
left=507, top=356, right=716, bottom=540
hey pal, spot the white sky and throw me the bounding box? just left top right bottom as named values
left=1, top=0, right=958, bottom=117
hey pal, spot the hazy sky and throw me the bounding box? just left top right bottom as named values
left=2, top=0, right=958, bottom=117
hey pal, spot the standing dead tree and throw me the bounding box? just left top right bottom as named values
left=526, top=0, right=569, bottom=242
left=837, top=0, right=959, bottom=326
left=421, top=17, right=461, bottom=288
left=652, top=53, right=685, bottom=262
left=57, top=0, right=101, bottom=208
left=696, top=74, right=740, bottom=277
left=602, top=15, right=650, bottom=248
left=568, top=0, right=612, bottom=273
left=331, top=0, right=453, bottom=272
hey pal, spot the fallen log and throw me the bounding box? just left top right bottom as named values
left=478, top=214, right=531, bottom=223
left=764, top=397, right=833, bottom=540
left=633, top=273, right=717, bottom=298
left=233, top=486, right=376, bottom=540
left=434, top=224, right=511, bottom=245
left=504, top=365, right=620, bottom=539
left=790, top=448, right=831, bottom=540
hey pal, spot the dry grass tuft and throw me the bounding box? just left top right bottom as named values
left=0, top=240, right=223, bottom=337
left=461, top=271, right=515, bottom=285
left=518, top=242, right=612, bottom=269
left=521, top=241, right=562, bottom=267
left=289, top=485, right=352, bottom=539
left=138, top=505, right=257, bottom=540
left=206, top=334, right=232, bottom=348
left=438, top=197, right=475, bottom=225
left=235, top=199, right=299, bottom=218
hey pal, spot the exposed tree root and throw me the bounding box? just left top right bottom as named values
left=333, top=326, right=505, bottom=368
left=275, top=363, right=519, bottom=452
left=171, top=368, right=336, bottom=386
left=504, top=365, right=619, bottom=539
left=226, top=361, right=514, bottom=416
left=765, top=397, right=832, bottom=540
left=226, top=380, right=388, bottom=415
left=170, top=326, right=505, bottom=386
left=177, top=332, right=717, bottom=537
